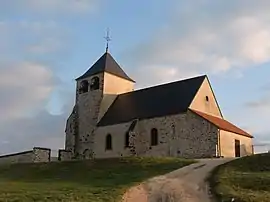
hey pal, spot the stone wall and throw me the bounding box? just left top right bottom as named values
left=66, top=71, right=136, bottom=159
left=75, top=73, right=105, bottom=158
left=65, top=107, right=76, bottom=153
left=33, top=147, right=51, bottom=162
left=0, top=147, right=51, bottom=164
left=219, top=130, right=253, bottom=157
left=58, top=149, right=73, bottom=161
left=95, top=111, right=218, bottom=159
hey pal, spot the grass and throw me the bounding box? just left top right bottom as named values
left=0, top=157, right=194, bottom=202
left=209, top=153, right=270, bottom=202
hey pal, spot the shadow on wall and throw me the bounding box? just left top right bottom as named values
left=240, top=144, right=252, bottom=156
left=0, top=147, right=51, bottom=165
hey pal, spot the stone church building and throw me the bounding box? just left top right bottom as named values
left=63, top=51, right=253, bottom=160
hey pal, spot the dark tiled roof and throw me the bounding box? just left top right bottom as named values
left=76, top=52, right=135, bottom=82
left=190, top=109, right=253, bottom=138
left=98, top=75, right=206, bottom=126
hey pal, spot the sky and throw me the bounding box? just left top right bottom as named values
left=0, top=0, right=270, bottom=155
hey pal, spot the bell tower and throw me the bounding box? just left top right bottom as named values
left=68, top=51, right=135, bottom=159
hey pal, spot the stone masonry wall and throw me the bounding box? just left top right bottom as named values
left=75, top=73, right=104, bottom=158
left=95, top=111, right=218, bottom=159
left=67, top=72, right=135, bottom=159
left=58, top=149, right=73, bottom=161
left=65, top=107, right=76, bottom=153
left=0, top=147, right=51, bottom=164
left=33, top=147, right=51, bottom=162
left=0, top=150, right=33, bottom=164
left=133, top=111, right=218, bottom=158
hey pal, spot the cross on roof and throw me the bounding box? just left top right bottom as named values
left=104, top=28, right=111, bottom=53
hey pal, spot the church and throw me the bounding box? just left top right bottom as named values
left=62, top=50, right=254, bottom=160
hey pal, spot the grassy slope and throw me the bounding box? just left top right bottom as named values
left=0, top=157, right=194, bottom=202
left=210, top=153, right=270, bottom=202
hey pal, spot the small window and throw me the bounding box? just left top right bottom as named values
left=172, top=124, right=175, bottom=134
left=90, top=76, right=100, bottom=91
left=79, top=80, right=89, bottom=93
left=206, top=96, right=209, bottom=102
left=125, top=132, right=130, bottom=148
left=105, top=134, right=112, bottom=150
left=151, top=128, right=158, bottom=146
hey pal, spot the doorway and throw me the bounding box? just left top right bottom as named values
left=235, top=139, right=241, bottom=157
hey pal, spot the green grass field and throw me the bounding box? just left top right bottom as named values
left=210, top=153, right=270, bottom=202
left=0, top=157, right=194, bottom=202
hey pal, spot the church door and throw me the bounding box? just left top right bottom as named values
left=235, top=139, right=241, bottom=157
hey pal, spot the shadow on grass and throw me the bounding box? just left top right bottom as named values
left=0, top=157, right=194, bottom=187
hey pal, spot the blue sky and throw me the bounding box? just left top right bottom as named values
left=0, top=0, right=270, bottom=155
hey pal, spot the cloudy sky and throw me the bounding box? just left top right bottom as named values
left=0, top=0, right=270, bottom=155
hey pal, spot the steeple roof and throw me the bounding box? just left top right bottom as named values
left=76, top=52, right=135, bottom=82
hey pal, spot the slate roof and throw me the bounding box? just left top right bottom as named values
left=76, top=52, right=135, bottom=82
left=190, top=109, right=253, bottom=138
left=97, top=75, right=206, bottom=126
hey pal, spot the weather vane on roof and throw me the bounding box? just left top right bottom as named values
left=104, top=28, right=111, bottom=53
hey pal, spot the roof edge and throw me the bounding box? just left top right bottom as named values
left=189, top=109, right=253, bottom=138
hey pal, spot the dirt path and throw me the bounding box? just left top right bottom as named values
left=122, top=158, right=233, bottom=202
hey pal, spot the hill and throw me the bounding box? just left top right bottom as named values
left=0, top=157, right=194, bottom=202
left=209, top=153, right=270, bottom=202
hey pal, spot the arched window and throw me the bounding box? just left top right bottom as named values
left=206, top=96, right=209, bottom=102
left=151, top=128, right=158, bottom=146
left=105, top=134, right=112, bottom=150
left=171, top=124, right=175, bottom=134
left=125, top=132, right=130, bottom=148
left=90, top=76, right=100, bottom=91
left=79, top=80, right=89, bottom=93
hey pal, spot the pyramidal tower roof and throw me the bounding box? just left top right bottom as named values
left=76, top=52, right=135, bottom=82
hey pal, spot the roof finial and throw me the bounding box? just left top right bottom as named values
left=104, top=28, right=111, bottom=53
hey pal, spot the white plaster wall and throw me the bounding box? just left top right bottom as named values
left=95, top=122, right=133, bottom=158
left=189, top=77, right=222, bottom=118
left=103, top=72, right=134, bottom=95
left=219, top=130, right=253, bottom=157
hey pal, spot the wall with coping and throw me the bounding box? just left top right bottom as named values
left=0, top=147, right=51, bottom=164
left=33, top=147, right=51, bottom=162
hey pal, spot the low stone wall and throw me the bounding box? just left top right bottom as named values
left=33, top=147, right=51, bottom=162
left=58, top=149, right=72, bottom=161
left=0, top=147, right=51, bottom=165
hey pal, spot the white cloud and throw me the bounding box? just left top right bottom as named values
left=246, top=97, right=270, bottom=109
left=28, top=37, right=62, bottom=54
left=0, top=62, right=57, bottom=121
left=0, top=0, right=98, bottom=14
left=128, top=1, right=270, bottom=87
left=0, top=20, right=67, bottom=58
